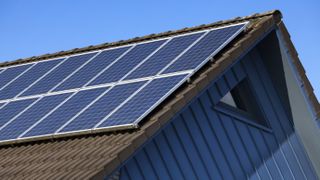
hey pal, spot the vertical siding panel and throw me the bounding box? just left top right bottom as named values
left=216, top=75, right=229, bottom=97
left=247, top=51, right=308, bottom=179
left=240, top=57, right=292, bottom=178
left=120, top=167, right=131, bottom=180
left=249, top=172, right=262, bottom=180
left=289, top=134, right=318, bottom=180
left=144, top=141, right=171, bottom=180
left=194, top=97, right=235, bottom=179
left=263, top=155, right=284, bottom=180
left=203, top=92, right=247, bottom=179
left=232, top=61, right=246, bottom=81
left=134, top=152, right=158, bottom=180
left=219, top=114, right=254, bottom=173
left=173, top=115, right=211, bottom=179
left=234, top=122, right=263, bottom=167
left=184, top=106, right=223, bottom=179
left=154, top=133, right=185, bottom=180
left=224, top=68, right=238, bottom=88
left=163, top=124, right=198, bottom=180
left=124, top=157, right=145, bottom=179
left=207, top=83, right=221, bottom=104
left=252, top=51, right=312, bottom=179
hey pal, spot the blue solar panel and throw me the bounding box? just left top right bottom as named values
left=59, top=81, right=145, bottom=132
left=0, top=93, right=71, bottom=140
left=0, top=59, right=62, bottom=100
left=22, top=87, right=108, bottom=137
left=0, top=98, right=36, bottom=128
left=99, top=74, right=187, bottom=127
left=0, top=64, right=32, bottom=89
left=163, top=24, right=245, bottom=73
left=124, top=32, right=204, bottom=80
left=20, top=52, right=97, bottom=97
left=0, top=22, right=247, bottom=143
left=88, top=40, right=166, bottom=86
left=53, top=47, right=131, bottom=91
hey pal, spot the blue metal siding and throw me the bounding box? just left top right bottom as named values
left=115, top=49, right=318, bottom=180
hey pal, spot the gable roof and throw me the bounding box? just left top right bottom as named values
left=0, top=10, right=318, bottom=180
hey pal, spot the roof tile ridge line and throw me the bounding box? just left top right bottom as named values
left=13, top=57, right=70, bottom=99
left=0, top=63, right=37, bottom=92
left=17, top=91, right=78, bottom=138
left=0, top=10, right=279, bottom=67
left=0, top=96, right=42, bottom=132
left=82, top=45, right=136, bottom=87
left=47, top=50, right=103, bottom=93
left=55, top=38, right=173, bottom=133
left=92, top=31, right=210, bottom=129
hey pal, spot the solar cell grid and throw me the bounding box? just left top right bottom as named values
left=0, top=93, right=71, bottom=140
left=124, top=32, right=205, bottom=80
left=163, top=24, right=245, bottom=73
left=22, top=87, right=108, bottom=138
left=53, top=46, right=131, bottom=91
left=0, top=59, right=62, bottom=100
left=0, top=98, right=37, bottom=128
left=99, top=74, right=188, bottom=127
left=20, top=52, right=98, bottom=97
left=88, top=40, right=166, bottom=86
left=0, top=64, right=33, bottom=90
left=60, top=81, right=145, bottom=132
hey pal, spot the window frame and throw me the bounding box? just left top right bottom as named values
left=213, top=78, right=272, bottom=133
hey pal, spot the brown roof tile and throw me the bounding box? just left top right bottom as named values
left=0, top=10, right=318, bottom=180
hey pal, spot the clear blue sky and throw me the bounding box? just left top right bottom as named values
left=0, top=0, right=319, bottom=100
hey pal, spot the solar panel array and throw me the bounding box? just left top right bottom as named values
left=0, top=22, right=247, bottom=142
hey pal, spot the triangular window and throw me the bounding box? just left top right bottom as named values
left=218, top=80, right=269, bottom=128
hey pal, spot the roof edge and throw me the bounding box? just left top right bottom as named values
left=0, top=10, right=282, bottom=68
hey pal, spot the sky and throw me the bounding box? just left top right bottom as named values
left=0, top=0, right=319, bottom=100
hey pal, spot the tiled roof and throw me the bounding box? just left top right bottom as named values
left=0, top=10, right=318, bottom=180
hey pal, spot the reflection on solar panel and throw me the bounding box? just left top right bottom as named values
left=0, top=22, right=247, bottom=143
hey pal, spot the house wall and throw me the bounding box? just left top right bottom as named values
left=276, top=29, right=320, bottom=177
left=112, top=47, right=318, bottom=179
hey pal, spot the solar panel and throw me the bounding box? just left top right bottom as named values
left=53, top=46, right=131, bottom=91
left=163, top=24, right=246, bottom=73
left=99, top=74, right=188, bottom=127
left=0, top=64, right=33, bottom=90
left=0, top=59, right=62, bottom=100
left=124, top=32, right=205, bottom=80
left=22, top=87, right=108, bottom=138
left=0, top=98, right=36, bottom=128
left=0, top=22, right=247, bottom=143
left=88, top=40, right=166, bottom=86
left=0, top=93, right=71, bottom=141
left=21, top=52, right=97, bottom=97
left=59, top=81, right=145, bottom=133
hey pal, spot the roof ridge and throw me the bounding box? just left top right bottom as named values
left=0, top=9, right=281, bottom=68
